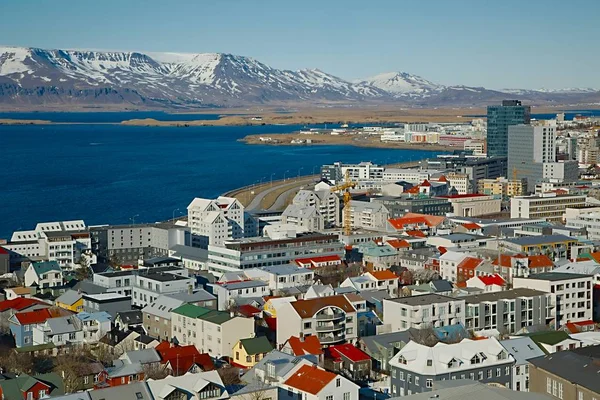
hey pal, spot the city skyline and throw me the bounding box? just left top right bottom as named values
left=1, top=0, right=599, bottom=90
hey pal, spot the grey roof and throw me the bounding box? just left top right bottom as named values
left=169, top=244, right=208, bottom=262
left=242, top=350, right=316, bottom=383
left=430, top=279, right=453, bottom=292
left=360, top=289, right=391, bottom=303
left=361, top=330, right=415, bottom=356
left=215, top=280, right=268, bottom=290
left=552, top=261, right=600, bottom=275
left=282, top=204, right=320, bottom=219
left=503, top=234, right=576, bottom=246
left=436, top=233, right=482, bottom=241
left=461, top=288, right=548, bottom=304
left=144, top=256, right=181, bottom=265
left=48, top=394, right=91, bottom=400
left=116, top=310, right=143, bottom=325
left=88, top=381, right=152, bottom=400
left=167, top=289, right=216, bottom=303
left=528, top=349, right=600, bottom=394
left=120, top=348, right=161, bottom=364
left=73, top=281, right=107, bottom=295
left=260, top=264, right=311, bottom=275
left=46, top=316, right=81, bottom=334
left=500, top=337, right=545, bottom=366
left=334, top=286, right=359, bottom=295
left=384, top=293, right=456, bottom=307
left=55, top=289, right=81, bottom=306
left=524, top=272, right=592, bottom=281
left=140, top=271, right=190, bottom=282
left=142, top=295, right=185, bottom=320
left=392, top=380, right=552, bottom=400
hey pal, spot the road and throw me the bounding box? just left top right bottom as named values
left=246, top=177, right=315, bottom=210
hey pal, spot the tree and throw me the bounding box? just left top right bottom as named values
left=0, top=350, right=33, bottom=374
left=142, top=363, right=169, bottom=380
left=53, top=346, right=98, bottom=393
left=218, top=366, right=242, bottom=385
left=238, top=378, right=273, bottom=400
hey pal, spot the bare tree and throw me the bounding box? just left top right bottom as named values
left=410, top=326, right=439, bottom=347
left=0, top=350, right=33, bottom=374
left=238, top=378, right=274, bottom=400
left=142, top=362, right=169, bottom=380
left=218, top=366, right=242, bottom=385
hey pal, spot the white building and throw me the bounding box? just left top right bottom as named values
left=283, top=364, right=359, bottom=400
left=293, top=190, right=341, bottom=228
left=276, top=295, right=358, bottom=347
left=500, top=337, right=545, bottom=392
left=382, top=294, right=466, bottom=331
left=188, top=197, right=246, bottom=248
left=510, top=193, right=587, bottom=221
left=24, top=261, right=63, bottom=288
left=208, top=279, right=270, bottom=310
left=244, top=264, right=314, bottom=292
left=513, top=272, right=594, bottom=329
left=281, top=205, right=324, bottom=231
left=438, top=250, right=469, bottom=282
left=382, top=169, right=432, bottom=184
left=146, top=371, right=228, bottom=400
left=345, top=201, right=390, bottom=231
left=171, top=303, right=255, bottom=358
left=441, top=194, right=501, bottom=217
left=566, top=211, right=600, bottom=240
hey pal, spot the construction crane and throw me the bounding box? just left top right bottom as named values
left=331, top=169, right=356, bottom=236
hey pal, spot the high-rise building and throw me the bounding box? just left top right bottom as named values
left=487, top=100, right=531, bottom=157
left=508, top=122, right=578, bottom=193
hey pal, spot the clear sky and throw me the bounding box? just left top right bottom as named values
left=1, top=0, right=599, bottom=89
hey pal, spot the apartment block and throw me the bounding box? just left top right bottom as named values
left=187, top=196, right=246, bottom=249
left=345, top=201, right=390, bottom=231
left=510, top=193, right=587, bottom=222
left=382, top=294, right=466, bottom=331
left=293, top=189, right=341, bottom=228
left=478, top=177, right=525, bottom=198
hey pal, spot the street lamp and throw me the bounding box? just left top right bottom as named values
left=130, top=214, right=139, bottom=226
left=298, top=166, right=304, bottom=178
left=270, top=172, right=276, bottom=187
left=172, top=208, right=180, bottom=223
left=284, top=170, right=290, bottom=182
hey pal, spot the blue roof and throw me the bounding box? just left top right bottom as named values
left=433, top=323, right=468, bottom=341
left=76, top=311, right=112, bottom=323
left=32, top=261, right=61, bottom=275
left=260, top=264, right=311, bottom=275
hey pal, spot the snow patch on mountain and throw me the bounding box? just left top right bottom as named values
left=356, top=71, right=442, bottom=96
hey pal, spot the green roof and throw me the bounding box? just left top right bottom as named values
left=0, top=373, right=64, bottom=399
left=525, top=331, right=572, bottom=353
left=15, top=343, right=56, bottom=353
left=172, top=304, right=233, bottom=324
left=32, top=261, right=61, bottom=276
left=172, top=304, right=213, bottom=318
left=239, top=336, right=273, bottom=355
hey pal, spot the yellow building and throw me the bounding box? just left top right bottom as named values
left=54, top=289, right=83, bottom=312
left=478, top=177, right=525, bottom=198
left=232, top=337, right=273, bottom=369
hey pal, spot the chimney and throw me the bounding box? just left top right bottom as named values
left=230, top=311, right=235, bottom=318
left=188, top=285, right=193, bottom=295
left=299, top=333, right=305, bottom=343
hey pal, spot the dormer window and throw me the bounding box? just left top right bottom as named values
left=447, top=358, right=459, bottom=368
left=470, top=354, right=481, bottom=364
left=398, top=355, right=407, bottom=365
left=497, top=351, right=506, bottom=360
left=427, top=359, right=433, bottom=366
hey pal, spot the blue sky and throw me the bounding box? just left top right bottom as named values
left=1, top=0, right=598, bottom=89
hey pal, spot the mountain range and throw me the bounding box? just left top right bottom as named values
left=0, top=46, right=599, bottom=110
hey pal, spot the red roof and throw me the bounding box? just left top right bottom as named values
left=420, top=179, right=431, bottom=187
left=0, top=247, right=8, bottom=255
left=157, top=345, right=214, bottom=373
left=478, top=274, right=506, bottom=286
left=438, top=246, right=448, bottom=255
left=264, top=316, right=277, bottom=331
left=388, top=213, right=446, bottom=230
left=286, top=336, right=323, bottom=356
left=386, top=239, right=410, bottom=249
left=284, top=365, right=337, bottom=395
left=405, top=230, right=426, bottom=238
left=528, top=255, right=554, bottom=268
left=155, top=341, right=172, bottom=351
left=295, top=255, right=341, bottom=266
left=438, top=194, right=488, bottom=199
left=457, top=257, right=483, bottom=271
left=438, top=175, right=448, bottom=183
left=461, top=222, right=481, bottom=230
left=238, top=304, right=261, bottom=317
left=0, top=298, right=47, bottom=312
left=369, top=270, right=398, bottom=281
left=326, top=344, right=371, bottom=363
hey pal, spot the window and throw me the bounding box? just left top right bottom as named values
left=38, top=390, right=46, bottom=398
left=84, top=376, right=89, bottom=384
left=246, top=356, right=252, bottom=362
left=478, top=371, right=483, bottom=380
left=136, top=393, right=144, bottom=400
left=399, top=372, right=404, bottom=381
left=121, top=377, right=126, bottom=384
left=343, top=393, right=350, bottom=400
left=496, top=368, right=501, bottom=377
left=426, top=379, right=433, bottom=388
left=336, top=378, right=341, bottom=387
left=392, top=369, right=396, bottom=378
left=415, top=377, right=419, bottom=386
left=326, top=396, right=333, bottom=400
left=427, top=359, right=432, bottom=366
left=398, top=355, right=407, bottom=365
left=487, top=369, right=492, bottom=379
left=469, top=372, right=474, bottom=380
left=552, top=380, right=557, bottom=396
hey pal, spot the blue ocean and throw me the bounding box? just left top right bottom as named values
left=0, top=113, right=444, bottom=239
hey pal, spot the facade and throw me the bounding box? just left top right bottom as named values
left=187, top=196, right=246, bottom=249
left=478, top=177, right=526, bottom=198
left=370, top=196, right=452, bottom=218
left=283, top=364, right=360, bottom=400
left=208, top=279, right=270, bottom=310
left=500, top=337, right=545, bottom=392
left=207, top=233, right=345, bottom=275
left=382, top=294, right=466, bottom=331
left=566, top=211, right=600, bottom=240
left=276, top=295, right=358, bottom=347
left=55, top=290, right=83, bottom=312
left=293, top=189, right=341, bottom=228
left=231, top=336, right=274, bottom=369
left=244, top=264, right=314, bottom=292
left=500, top=235, right=578, bottom=260
left=487, top=100, right=531, bottom=158
left=438, top=194, right=501, bottom=217
left=24, top=261, right=63, bottom=288
left=82, top=293, right=132, bottom=318
left=389, top=337, right=515, bottom=396
left=170, top=304, right=255, bottom=358
left=90, top=222, right=187, bottom=265
left=281, top=205, right=324, bottom=232
left=462, top=288, right=553, bottom=334
left=345, top=201, right=390, bottom=231
left=511, top=193, right=588, bottom=222
left=513, top=272, right=594, bottom=329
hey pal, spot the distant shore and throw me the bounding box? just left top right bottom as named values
left=0, top=119, right=52, bottom=125
left=241, top=133, right=450, bottom=151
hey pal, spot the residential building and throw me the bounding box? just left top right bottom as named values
left=346, top=201, right=390, bottom=231
left=207, top=233, right=345, bottom=275
left=90, top=222, right=187, bottom=265
left=54, top=290, right=83, bottom=312
left=281, top=335, right=324, bottom=364
left=325, top=343, right=371, bottom=380
left=500, top=337, right=545, bottom=392
left=245, top=264, right=314, bottom=292
left=145, top=371, right=228, bottom=400
left=3, top=287, right=33, bottom=300
left=231, top=336, right=274, bottom=369
left=511, top=193, right=587, bottom=222
left=528, top=346, right=600, bottom=400
left=82, top=293, right=132, bottom=318
left=462, top=289, right=553, bottom=334
left=382, top=294, right=466, bottom=331
left=438, top=194, right=501, bottom=217
left=293, top=189, right=341, bottom=228
left=566, top=211, right=600, bottom=240
left=487, top=100, right=531, bottom=158
left=24, top=261, right=63, bottom=288
left=0, top=247, right=9, bottom=274
left=276, top=295, right=358, bottom=347
left=155, top=344, right=215, bottom=375
left=478, top=177, right=526, bottom=198
left=9, top=307, right=65, bottom=348
left=526, top=331, right=583, bottom=354
left=492, top=254, right=555, bottom=284
left=361, top=330, right=415, bottom=373
left=389, top=337, right=515, bottom=396
left=500, top=235, right=579, bottom=260
left=0, top=373, right=64, bottom=400
left=187, top=196, right=246, bottom=248
left=114, top=310, right=143, bottom=331
left=242, top=349, right=318, bottom=386
left=281, top=204, right=324, bottom=231
left=170, top=303, right=255, bottom=358
left=513, top=272, right=594, bottom=329
left=208, top=279, right=270, bottom=310
left=371, top=196, right=453, bottom=218
left=283, top=364, right=360, bottom=400
left=398, top=380, right=553, bottom=400
left=168, top=244, right=208, bottom=271
left=295, top=255, right=343, bottom=270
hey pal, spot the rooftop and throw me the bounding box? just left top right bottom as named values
left=462, top=288, right=547, bottom=304
left=385, top=293, right=457, bottom=307
left=290, top=295, right=356, bottom=318
left=284, top=365, right=337, bottom=395
left=522, top=272, right=592, bottom=281
left=503, top=234, right=576, bottom=246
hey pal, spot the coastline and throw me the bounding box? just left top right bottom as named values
left=241, top=133, right=451, bottom=151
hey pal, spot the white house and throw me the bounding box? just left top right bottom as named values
left=283, top=364, right=359, bottom=400
left=383, top=294, right=466, bottom=331
left=187, top=196, right=247, bottom=248
left=208, top=279, right=270, bottom=310
left=24, top=261, right=63, bottom=288
left=293, top=189, right=341, bottom=228
left=245, top=264, right=314, bottom=292
left=146, top=370, right=229, bottom=400
left=500, top=337, right=545, bottom=392
left=281, top=205, right=324, bottom=232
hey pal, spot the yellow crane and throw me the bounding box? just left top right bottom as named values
left=331, top=169, right=356, bottom=236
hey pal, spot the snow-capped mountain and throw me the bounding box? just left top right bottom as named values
left=356, top=72, right=443, bottom=97
left=0, top=46, right=599, bottom=109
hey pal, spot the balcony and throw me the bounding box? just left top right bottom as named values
left=316, top=312, right=345, bottom=321
left=316, top=322, right=345, bottom=332
left=318, top=333, right=345, bottom=344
